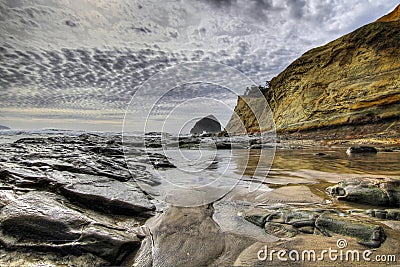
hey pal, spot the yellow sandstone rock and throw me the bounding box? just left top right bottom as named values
left=227, top=5, right=400, bottom=135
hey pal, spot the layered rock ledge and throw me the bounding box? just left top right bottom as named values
left=0, top=134, right=159, bottom=266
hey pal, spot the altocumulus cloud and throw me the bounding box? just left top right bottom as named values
left=0, top=0, right=396, bottom=130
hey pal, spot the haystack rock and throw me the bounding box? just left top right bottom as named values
left=190, top=115, right=221, bottom=135
left=226, top=4, right=400, bottom=135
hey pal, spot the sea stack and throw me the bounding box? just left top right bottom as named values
left=190, top=115, right=221, bottom=135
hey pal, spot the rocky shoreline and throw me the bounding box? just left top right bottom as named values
left=0, top=133, right=399, bottom=266
left=0, top=134, right=160, bottom=266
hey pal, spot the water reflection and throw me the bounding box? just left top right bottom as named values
left=272, top=149, right=400, bottom=175
left=233, top=148, right=400, bottom=186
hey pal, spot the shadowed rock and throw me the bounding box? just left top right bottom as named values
left=244, top=206, right=386, bottom=248
left=0, top=134, right=163, bottom=265
left=327, top=178, right=400, bottom=207
left=366, top=209, right=400, bottom=220
left=58, top=174, right=156, bottom=216
left=0, top=191, right=140, bottom=264
left=346, top=146, right=378, bottom=155
left=190, top=115, right=221, bottom=135
left=315, top=212, right=386, bottom=248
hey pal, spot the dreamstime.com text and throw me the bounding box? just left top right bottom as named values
left=257, top=239, right=396, bottom=263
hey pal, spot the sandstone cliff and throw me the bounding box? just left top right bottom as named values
left=377, top=4, right=400, bottom=22
left=226, top=5, right=400, bottom=136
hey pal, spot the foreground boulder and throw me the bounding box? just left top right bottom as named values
left=315, top=212, right=386, bottom=248
left=327, top=178, right=400, bottom=207
left=243, top=206, right=386, bottom=248
left=0, top=191, right=140, bottom=265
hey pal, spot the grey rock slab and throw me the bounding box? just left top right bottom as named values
left=56, top=173, right=156, bottom=215
left=327, top=178, right=400, bottom=207
left=0, top=191, right=140, bottom=264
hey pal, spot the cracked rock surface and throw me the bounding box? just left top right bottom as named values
left=0, top=134, right=159, bottom=266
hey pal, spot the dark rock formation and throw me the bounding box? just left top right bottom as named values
left=0, top=191, right=141, bottom=264
left=0, top=134, right=160, bottom=265
left=367, top=209, right=400, bottom=220
left=327, top=178, right=400, bottom=207
left=178, top=136, right=201, bottom=148
left=146, top=153, right=176, bottom=169
left=190, top=115, right=221, bottom=135
left=315, top=212, right=386, bottom=248
left=346, top=146, right=378, bottom=155
left=0, top=125, right=10, bottom=130
left=244, top=207, right=386, bottom=248
left=226, top=4, right=400, bottom=135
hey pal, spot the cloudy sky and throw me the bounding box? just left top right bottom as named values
left=0, top=0, right=397, bottom=132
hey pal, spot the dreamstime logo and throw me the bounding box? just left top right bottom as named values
left=336, top=238, right=348, bottom=249
left=122, top=61, right=276, bottom=207
left=257, top=239, right=397, bottom=263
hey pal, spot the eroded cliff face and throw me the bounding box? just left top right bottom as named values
left=225, top=96, right=274, bottom=134
left=227, top=5, right=400, bottom=135
left=377, top=4, right=400, bottom=23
